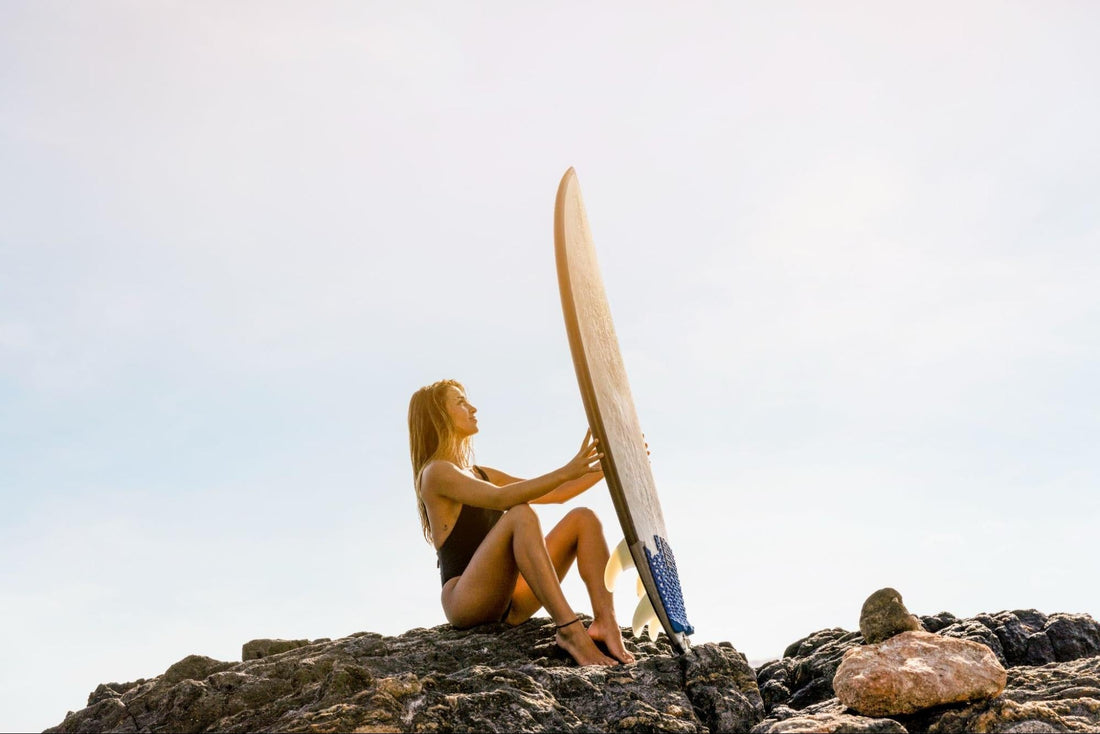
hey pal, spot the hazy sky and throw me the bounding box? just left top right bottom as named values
left=3, top=2, right=1099, bottom=731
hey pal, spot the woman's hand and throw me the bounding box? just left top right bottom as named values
left=562, top=428, right=604, bottom=480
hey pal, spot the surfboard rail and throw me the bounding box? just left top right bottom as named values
left=553, top=167, right=693, bottom=654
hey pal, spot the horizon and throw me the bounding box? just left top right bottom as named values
left=3, top=3, right=1099, bottom=731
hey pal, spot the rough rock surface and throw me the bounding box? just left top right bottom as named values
left=754, top=610, right=1100, bottom=734
left=750, top=700, right=907, bottom=733
left=242, top=638, right=329, bottom=661
left=755, top=628, right=862, bottom=711
left=46, top=617, right=763, bottom=733
left=832, top=630, right=1007, bottom=716
left=45, top=609, right=1100, bottom=734
left=859, top=588, right=922, bottom=644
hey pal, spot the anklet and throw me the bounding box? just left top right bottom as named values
left=554, top=617, right=583, bottom=630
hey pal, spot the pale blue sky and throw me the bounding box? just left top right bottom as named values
left=3, top=2, right=1099, bottom=731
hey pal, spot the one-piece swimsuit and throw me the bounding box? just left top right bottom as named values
left=436, top=466, right=502, bottom=586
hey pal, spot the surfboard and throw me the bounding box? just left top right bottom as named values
left=553, top=167, right=694, bottom=654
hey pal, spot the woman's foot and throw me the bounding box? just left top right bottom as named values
left=554, top=618, right=618, bottom=666
left=587, top=616, right=635, bottom=664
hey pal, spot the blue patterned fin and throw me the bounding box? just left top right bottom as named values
left=643, top=535, right=694, bottom=636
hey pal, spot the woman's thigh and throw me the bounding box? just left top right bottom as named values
left=440, top=510, right=526, bottom=628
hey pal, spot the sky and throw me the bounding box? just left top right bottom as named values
left=2, top=2, right=1099, bottom=731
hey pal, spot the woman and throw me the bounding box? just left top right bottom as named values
left=408, top=379, right=634, bottom=666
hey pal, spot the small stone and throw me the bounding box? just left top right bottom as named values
left=860, top=588, right=922, bottom=644
left=833, top=630, right=1007, bottom=716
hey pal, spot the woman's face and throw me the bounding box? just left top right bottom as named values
left=445, top=387, right=479, bottom=437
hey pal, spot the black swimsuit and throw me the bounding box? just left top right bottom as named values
left=437, top=466, right=503, bottom=586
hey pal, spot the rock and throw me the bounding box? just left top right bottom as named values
left=683, top=641, right=765, bottom=731
left=45, top=617, right=764, bottom=733
left=241, top=638, right=329, bottom=661
left=752, top=713, right=907, bottom=733
left=932, top=610, right=1100, bottom=669
left=919, top=611, right=958, bottom=633
left=860, top=588, right=922, bottom=644
left=162, top=655, right=232, bottom=684
left=757, top=654, right=1100, bottom=732
left=87, top=680, right=146, bottom=706
left=938, top=618, right=1008, bottom=665
left=895, top=654, right=1100, bottom=732
left=833, top=630, right=1007, bottom=716
left=758, top=609, right=1100, bottom=718
left=752, top=699, right=909, bottom=733
left=756, top=628, right=863, bottom=711
left=47, top=608, right=1100, bottom=733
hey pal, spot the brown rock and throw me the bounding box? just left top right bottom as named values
left=241, top=637, right=328, bottom=660
left=859, top=588, right=922, bottom=644
left=833, top=630, right=1006, bottom=716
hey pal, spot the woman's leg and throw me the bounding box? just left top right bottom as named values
left=441, top=503, right=617, bottom=666
left=505, top=507, right=635, bottom=664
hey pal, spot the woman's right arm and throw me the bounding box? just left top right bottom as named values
left=422, top=430, right=602, bottom=510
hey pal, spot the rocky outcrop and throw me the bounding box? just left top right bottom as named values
left=46, top=617, right=764, bottom=733
left=45, top=608, right=1100, bottom=733
left=833, top=630, right=1006, bottom=715
left=754, top=610, right=1100, bottom=733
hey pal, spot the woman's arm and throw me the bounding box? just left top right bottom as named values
left=535, top=471, right=604, bottom=504
left=422, top=431, right=602, bottom=510
left=478, top=466, right=604, bottom=505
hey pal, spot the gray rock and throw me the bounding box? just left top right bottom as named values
left=46, top=609, right=1100, bottom=733
left=859, top=588, right=922, bottom=644
left=87, top=680, right=146, bottom=706
left=752, top=699, right=909, bottom=733
left=939, top=610, right=1100, bottom=668
left=938, top=618, right=1008, bottom=665
left=919, top=611, right=958, bottom=633
left=45, top=617, right=764, bottom=733
left=755, top=628, right=863, bottom=711
left=895, top=654, right=1100, bottom=733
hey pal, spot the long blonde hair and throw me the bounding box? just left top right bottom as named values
left=408, top=379, right=474, bottom=544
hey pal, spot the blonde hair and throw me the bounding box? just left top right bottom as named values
left=408, top=379, right=474, bottom=544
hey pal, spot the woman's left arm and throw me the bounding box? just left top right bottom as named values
left=478, top=466, right=604, bottom=504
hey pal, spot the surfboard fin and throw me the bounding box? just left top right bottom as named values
left=636, top=574, right=645, bottom=598
left=603, top=538, right=634, bottom=593
left=632, top=594, right=660, bottom=641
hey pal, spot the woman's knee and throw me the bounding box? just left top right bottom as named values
left=504, top=502, right=540, bottom=530
left=564, top=506, right=602, bottom=533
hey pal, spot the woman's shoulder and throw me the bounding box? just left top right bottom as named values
left=419, top=460, right=465, bottom=491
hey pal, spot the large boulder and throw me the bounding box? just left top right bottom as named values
left=832, top=630, right=1006, bottom=716
left=45, top=617, right=764, bottom=733
left=755, top=653, right=1100, bottom=733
